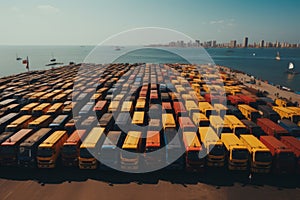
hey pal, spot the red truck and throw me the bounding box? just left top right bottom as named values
left=227, top=95, right=243, bottom=105
left=260, top=136, right=295, bottom=174
left=280, top=136, right=300, bottom=174
left=257, top=118, right=289, bottom=139
left=237, top=95, right=258, bottom=109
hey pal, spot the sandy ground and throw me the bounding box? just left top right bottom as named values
left=0, top=168, right=300, bottom=200
left=233, top=72, right=300, bottom=105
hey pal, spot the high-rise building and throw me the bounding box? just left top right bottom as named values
left=260, top=40, right=265, bottom=48
left=243, top=37, right=248, bottom=48
left=230, top=40, right=237, bottom=48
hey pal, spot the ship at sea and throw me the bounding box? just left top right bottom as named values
left=286, top=62, right=299, bottom=75
left=275, top=51, right=281, bottom=61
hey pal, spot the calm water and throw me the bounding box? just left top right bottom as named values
left=0, top=46, right=299, bottom=91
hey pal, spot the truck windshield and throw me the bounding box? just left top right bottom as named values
left=278, top=152, right=295, bottom=161
left=255, top=151, right=272, bottom=162
left=62, top=145, right=77, bottom=155
left=79, top=148, right=93, bottom=158
left=37, top=148, right=53, bottom=157
left=187, top=151, right=201, bottom=162
left=232, top=149, right=248, bottom=160
left=209, top=145, right=225, bottom=156
left=0, top=146, right=15, bottom=155
left=121, top=149, right=138, bottom=159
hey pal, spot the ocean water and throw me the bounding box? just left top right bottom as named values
left=0, top=46, right=299, bottom=91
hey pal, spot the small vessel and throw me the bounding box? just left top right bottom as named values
left=16, top=54, right=22, bottom=61
left=286, top=62, right=299, bottom=74
left=115, top=46, right=121, bottom=51
left=50, top=53, right=56, bottom=62
left=275, top=51, right=280, bottom=61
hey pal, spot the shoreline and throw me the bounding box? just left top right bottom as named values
left=221, top=66, right=300, bottom=105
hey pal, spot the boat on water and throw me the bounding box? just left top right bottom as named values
left=16, top=54, right=22, bottom=61
left=115, top=46, right=121, bottom=51
left=286, top=62, right=299, bottom=75
left=275, top=52, right=280, bottom=61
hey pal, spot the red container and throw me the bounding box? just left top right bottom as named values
left=257, top=118, right=289, bottom=138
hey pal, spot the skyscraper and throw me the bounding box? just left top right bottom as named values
left=243, top=37, right=248, bottom=48
left=260, top=40, right=265, bottom=48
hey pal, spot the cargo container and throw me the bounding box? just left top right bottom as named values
left=20, top=103, right=39, bottom=115
left=135, top=98, right=146, bottom=111
left=221, top=133, right=248, bottom=170
left=178, top=117, right=197, bottom=133
left=240, top=134, right=272, bottom=173
left=182, top=131, right=205, bottom=172
left=100, top=131, right=124, bottom=169
left=238, top=95, right=258, bottom=109
left=278, top=119, right=300, bottom=137
left=61, top=130, right=87, bottom=167
left=93, top=100, right=108, bottom=118
left=198, top=102, right=216, bottom=118
left=0, top=132, right=15, bottom=144
left=32, top=103, right=51, bottom=117
left=164, top=128, right=184, bottom=170
left=98, top=113, right=114, bottom=131
left=37, top=130, right=68, bottom=168
left=18, top=128, right=52, bottom=168
left=209, top=115, right=232, bottom=135
left=241, top=119, right=265, bottom=138
left=79, top=127, right=105, bottom=169
left=257, top=118, right=289, bottom=138
left=0, top=129, right=34, bottom=166
left=0, top=113, right=19, bottom=133
left=28, top=115, right=52, bottom=130
left=49, top=115, right=69, bottom=130
left=238, top=104, right=261, bottom=122
left=79, top=102, right=94, bottom=116
left=260, top=136, right=295, bottom=174
left=280, top=136, right=300, bottom=174
left=6, top=115, right=33, bottom=132
left=121, top=131, right=142, bottom=170
left=257, top=105, right=280, bottom=123
left=120, top=101, right=134, bottom=115
left=213, top=103, right=228, bottom=117
left=173, top=101, right=187, bottom=119
left=162, top=102, right=173, bottom=114
left=227, top=95, right=243, bottom=105
left=192, top=112, right=210, bottom=127
left=224, top=115, right=248, bottom=136
left=198, top=127, right=225, bottom=167
left=185, top=100, right=199, bottom=116
left=132, top=111, right=145, bottom=126
left=144, top=131, right=163, bottom=168
left=226, top=105, right=244, bottom=119
left=272, top=106, right=300, bottom=124
left=46, top=103, right=64, bottom=117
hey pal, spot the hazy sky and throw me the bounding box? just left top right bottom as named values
left=1, top=0, right=299, bottom=45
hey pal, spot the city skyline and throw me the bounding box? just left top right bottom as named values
left=0, top=0, right=300, bottom=45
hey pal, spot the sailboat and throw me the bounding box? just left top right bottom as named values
left=275, top=52, right=280, bottom=61
left=286, top=62, right=298, bottom=74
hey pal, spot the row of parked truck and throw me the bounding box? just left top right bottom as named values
left=0, top=63, right=299, bottom=175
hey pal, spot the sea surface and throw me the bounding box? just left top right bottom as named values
left=0, top=46, right=299, bottom=92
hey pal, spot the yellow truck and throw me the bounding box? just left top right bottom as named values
left=221, top=133, right=248, bottom=170
left=240, top=134, right=272, bottom=173
left=199, top=127, right=225, bottom=167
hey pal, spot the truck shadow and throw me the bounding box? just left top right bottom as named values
left=0, top=167, right=299, bottom=189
